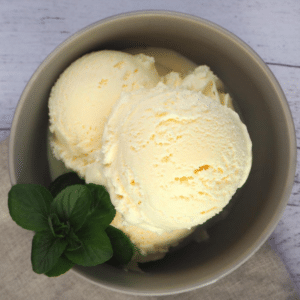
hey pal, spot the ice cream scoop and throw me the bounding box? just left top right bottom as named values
left=101, top=82, right=252, bottom=233
left=48, top=50, right=160, bottom=184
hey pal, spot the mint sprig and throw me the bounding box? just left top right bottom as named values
left=8, top=172, right=135, bottom=277
left=50, top=185, right=92, bottom=233
left=64, top=220, right=113, bottom=266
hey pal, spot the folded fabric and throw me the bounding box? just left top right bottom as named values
left=0, top=138, right=298, bottom=300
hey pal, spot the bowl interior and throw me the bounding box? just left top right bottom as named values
left=9, top=11, right=296, bottom=296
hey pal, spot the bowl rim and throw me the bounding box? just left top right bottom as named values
left=8, top=10, right=297, bottom=296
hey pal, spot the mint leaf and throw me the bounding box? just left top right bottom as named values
left=106, top=225, right=134, bottom=265
left=31, top=231, right=67, bottom=274
left=86, top=184, right=116, bottom=228
left=65, top=219, right=113, bottom=266
left=66, top=228, right=82, bottom=251
left=51, top=185, right=92, bottom=233
left=49, top=172, right=85, bottom=198
left=44, top=255, right=75, bottom=277
left=48, top=213, right=70, bottom=238
left=8, top=184, right=53, bottom=232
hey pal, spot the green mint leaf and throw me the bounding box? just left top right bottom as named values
left=44, top=254, right=75, bottom=277
left=8, top=184, right=53, bottom=232
left=51, top=185, right=92, bottom=233
left=48, top=172, right=85, bottom=198
left=86, top=184, right=116, bottom=228
left=64, top=219, right=113, bottom=266
left=48, top=213, right=70, bottom=238
left=66, top=228, right=82, bottom=251
left=105, top=225, right=134, bottom=266
left=31, top=231, right=67, bottom=274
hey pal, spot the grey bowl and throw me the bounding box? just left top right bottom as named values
left=9, top=11, right=297, bottom=296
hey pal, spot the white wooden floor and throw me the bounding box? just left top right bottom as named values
left=1, top=0, right=299, bottom=294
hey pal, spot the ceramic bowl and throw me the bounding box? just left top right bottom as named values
left=9, top=11, right=297, bottom=296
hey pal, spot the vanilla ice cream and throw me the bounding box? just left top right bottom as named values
left=110, top=211, right=196, bottom=262
left=101, top=82, right=252, bottom=233
left=49, top=50, right=160, bottom=183
left=163, top=65, right=234, bottom=110
left=48, top=48, right=252, bottom=263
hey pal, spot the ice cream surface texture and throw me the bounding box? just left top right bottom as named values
left=48, top=48, right=252, bottom=262
left=102, top=82, right=252, bottom=233
left=49, top=50, right=160, bottom=183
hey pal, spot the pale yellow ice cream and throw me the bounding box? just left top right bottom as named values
left=163, top=65, right=234, bottom=109
left=101, top=82, right=252, bottom=234
left=110, top=211, right=196, bottom=262
left=48, top=48, right=252, bottom=263
left=48, top=50, right=160, bottom=184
